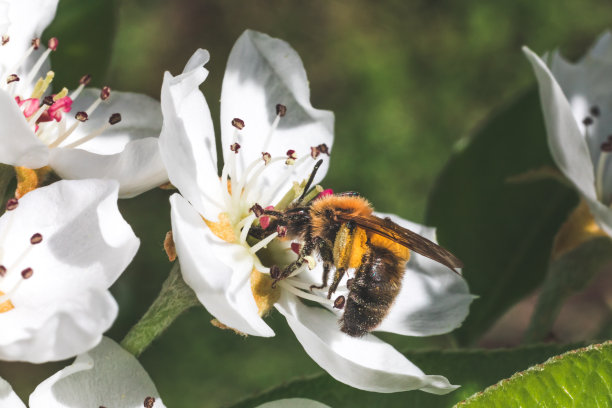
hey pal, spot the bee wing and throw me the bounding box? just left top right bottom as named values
left=336, top=213, right=463, bottom=273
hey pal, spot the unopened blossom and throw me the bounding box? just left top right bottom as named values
left=0, top=179, right=139, bottom=363
left=524, top=31, right=612, bottom=235
left=0, top=0, right=167, bottom=198
left=1, top=337, right=166, bottom=408
left=160, top=30, right=472, bottom=394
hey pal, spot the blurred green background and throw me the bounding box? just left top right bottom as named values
left=2, top=0, right=612, bottom=406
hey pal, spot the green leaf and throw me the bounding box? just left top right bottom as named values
left=457, top=342, right=612, bottom=407
left=425, top=88, right=578, bottom=346
left=43, top=0, right=118, bottom=89
left=524, top=236, right=612, bottom=343
left=226, top=344, right=578, bottom=408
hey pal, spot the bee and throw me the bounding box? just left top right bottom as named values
left=252, top=160, right=463, bottom=337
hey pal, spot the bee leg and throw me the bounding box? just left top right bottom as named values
left=327, top=267, right=346, bottom=299
left=309, top=238, right=334, bottom=291
left=271, top=237, right=317, bottom=284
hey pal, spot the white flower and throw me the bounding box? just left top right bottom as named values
left=160, top=30, right=472, bottom=394
left=0, top=0, right=167, bottom=198
left=524, top=32, right=612, bottom=235
left=1, top=337, right=166, bottom=408
left=0, top=179, right=139, bottom=363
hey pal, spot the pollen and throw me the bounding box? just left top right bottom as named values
left=203, top=212, right=236, bottom=243
left=250, top=268, right=280, bottom=317
left=0, top=291, right=14, bottom=313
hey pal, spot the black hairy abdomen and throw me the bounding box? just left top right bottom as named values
left=341, top=245, right=403, bottom=337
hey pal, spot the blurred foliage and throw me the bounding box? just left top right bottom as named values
left=2, top=1, right=612, bottom=407
left=426, top=89, right=578, bottom=346
left=229, top=343, right=579, bottom=408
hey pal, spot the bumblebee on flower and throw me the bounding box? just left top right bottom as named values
left=160, top=29, right=473, bottom=394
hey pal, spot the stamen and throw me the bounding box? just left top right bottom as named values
left=31, top=38, right=40, bottom=50
left=231, top=118, right=245, bottom=130
left=230, top=142, right=241, bottom=153
left=239, top=213, right=257, bottom=244
left=30, top=233, right=43, bottom=245
left=70, top=74, right=91, bottom=100
left=334, top=295, right=346, bottom=309
left=0, top=265, right=5, bottom=277
left=7, top=42, right=36, bottom=77
left=257, top=154, right=310, bottom=206
left=583, top=116, right=594, bottom=126
left=250, top=232, right=278, bottom=254
left=261, top=105, right=286, bottom=152
left=591, top=106, right=601, bottom=117
left=47, top=37, right=58, bottom=52
left=276, top=104, right=287, bottom=117
left=21, top=267, right=33, bottom=279
left=279, top=281, right=334, bottom=307
left=1, top=35, right=9, bottom=46
left=22, top=46, right=56, bottom=93
left=6, top=74, right=18, bottom=84
left=144, top=396, right=156, bottom=408
left=5, top=198, right=18, bottom=211
left=63, top=113, right=120, bottom=149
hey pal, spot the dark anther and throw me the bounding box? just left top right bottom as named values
left=75, top=111, right=88, bottom=122
left=230, top=142, right=241, bottom=153
left=276, top=225, right=287, bottom=238
left=583, top=116, right=594, bottom=126
left=590, top=106, right=601, bottom=117
left=48, top=37, right=58, bottom=51
left=1, top=35, right=9, bottom=46
left=250, top=203, right=264, bottom=217
left=31, top=37, right=40, bottom=50
left=261, top=152, right=271, bottom=164
left=317, top=143, right=329, bottom=155
left=100, top=86, right=111, bottom=100
left=270, top=265, right=281, bottom=280
left=231, top=118, right=245, bottom=130
left=346, top=278, right=353, bottom=290
left=6, top=74, right=19, bottom=84
left=602, top=141, right=612, bottom=152
left=6, top=198, right=18, bottom=211
left=42, top=95, right=54, bottom=106
left=144, top=396, right=156, bottom=408
left=21, top=268, right=33, bottom=279
left=286, top=149, right=297, bottom=159
left=109, top=113, right=121, bottom=125
left=334, top=295, right=346, bottom=309
left=0, top=265, right=6, bottom=277
left=79, top=74, right=92, bottom=86
left=30, top=233, right=43, bottom=245
left=276, top=103, right=287, bottom=117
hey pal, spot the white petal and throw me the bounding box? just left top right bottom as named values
left=372, top=213, right=473, bottom=336
left=0, top=179, right=138, bottom=362
left=256, top=399, right=330, bottom=408
left=0, top=0, right=58, bottom=74
left=49, top=138, right=168, bottom=198
left=29, top=337, right=166, bottom=408
left=159, top=49, right=225, bottom=220
left=170, top=193, right=274, bottom=337
left=0, top=377, right=26, bottom=408
left=275, top=292, right=458, bottom=394
left=0, top=88, right=49, bottom=167
left=523, top=47, right=597, bottom=201
left=220, top=30, right=334, bottom=205
left=0, top=289, right=117, bottom=363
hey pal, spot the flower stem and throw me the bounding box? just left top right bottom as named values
left=121, top=262, right=200, bottom=357
left=0, top=164, right=15, bottom=209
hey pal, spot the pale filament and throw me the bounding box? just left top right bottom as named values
left=249, top=232, right=278, bottom=254
left=63, top=122, right=111, bottom=149
left=261, top=113, right=282, bottom=153
left=20, top=48, right=53, bottom=95
left=278, top=281, right=334, bottom=307
left=257, top=155, right=310, bottom=206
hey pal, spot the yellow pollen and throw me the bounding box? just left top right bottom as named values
left=0, top=291, right=14, bottom=313
left=31, top=71, right=55, bottom=100
left=14, top=165, right=53, bottom=198
left=250, top=268, right=280, bottom=317
left=203, top=212, right=236, bottom=243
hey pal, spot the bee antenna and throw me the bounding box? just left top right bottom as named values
left=298, top=159, right=324, bottom=202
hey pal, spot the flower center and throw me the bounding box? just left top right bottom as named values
left=1, top=37, right=122, bottom=151
left=0, top=198, right=42, bottom=313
